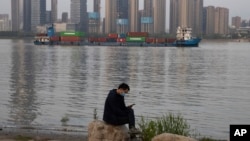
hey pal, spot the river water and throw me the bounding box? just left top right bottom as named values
left=0, top=39, right=250, bottom=139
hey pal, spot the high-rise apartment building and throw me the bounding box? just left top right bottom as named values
left=51, top=0, right=57, bottom=23
left=62, top=12, right=68, bottom=23
left=71, top=0, right=82, bottom=24
left=46, top=11, right=52, bottom=23
left=0, top=14, right=11, bottom=31
left=138, top=10, right=143, bottom=32
left=89, top=12, right=100, bottom=33
left=153, top=0, right=166, bottom=34
left=191, top=0, right=203, bottom=35
left=89, top=0, right=101, bottom=33
left=116, top=0, right=129, bottom=33
left=94, top=0, right=101, bottom=33
left=232, top=16, right=241, bottom=29
left=105, top=0, right=117, bottom=33
left=11, top=0, right=31, bottom=32
left=204, top=6, right=215, bottom=35
left=129, top=0, right=139, bottom=32
left=214, top=7, right=229, bottom=35
left=203, top=6, right=229, bottom=35
left=144, top=0, right=153, bottom=17
left=141, top=0, right=153, bottom=33
left=105, top=0, right=129, bottom=33
left=70, top=0, right=88, bottom=32
left=117, top=0, right=128, bottom=19
left=94, top=0, right=100, bottom=13
left=31, top=0, right=46, bottom=31
left=23, top=0, right=31, bottom=32
left=11, top=0, right=23, bottom=31
left=170, top=0, right=203, bottom=35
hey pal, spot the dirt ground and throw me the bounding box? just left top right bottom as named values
left=0, top=127, right=87, bottom=141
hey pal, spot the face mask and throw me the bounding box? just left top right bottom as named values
left=121, top=93, right=126, bottom=97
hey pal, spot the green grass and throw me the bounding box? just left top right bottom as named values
left=137, top=113, right=191, bottom=141
left=137, top=113, right=225, bottom=141
left=198, top=137, right=224, bottom=141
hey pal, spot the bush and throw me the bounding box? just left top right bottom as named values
left=137, top=113, right=191, bottom=141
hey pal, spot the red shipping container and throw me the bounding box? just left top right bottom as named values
left=165, top=38, right=176, bottom=43
left=88, top=37, right=98, bottom=42
left=88, top=37, right=93, bottom=42
left=155, top=38, right=166, bottom=43
left=98, top=37, right=107, bottom=42
left=60, top=36, right=81, bottom=42
left=108, top=33, right=118, bottom=38
left=117, top=38, right=126, bottom=42
left=146, top=37, right=156, bottom=43
left=127, top=32, right=148, bottom=37
left=50, top=36, right=60, bottom=41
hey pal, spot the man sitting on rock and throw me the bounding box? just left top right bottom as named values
left=103, top=83, right=139, bottom=133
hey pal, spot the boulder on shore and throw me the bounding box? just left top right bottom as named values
left=88, top=120, right=130, bottom=141
left=152, top=133, right=197, bottom=141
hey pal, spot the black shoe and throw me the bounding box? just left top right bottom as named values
left=128, top=127, right=141, bottom=134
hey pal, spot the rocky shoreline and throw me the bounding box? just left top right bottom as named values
left=0, top=126, right=228, bottom=141
left=0, top=127, right=87, bottom=141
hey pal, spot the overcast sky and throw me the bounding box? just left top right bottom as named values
left=0, top=0, right=249, bottom=24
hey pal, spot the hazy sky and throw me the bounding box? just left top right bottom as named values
left=0, top=0, right=249, bottom=22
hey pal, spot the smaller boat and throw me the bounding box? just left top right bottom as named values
left=173, top=26, right=201, bottom=47
left=34, top=25, right=56, bottom=45
left=34, top=34, right=50, bottom=45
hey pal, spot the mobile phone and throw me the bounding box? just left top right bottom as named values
left=129, top=104, right=135, bottom=107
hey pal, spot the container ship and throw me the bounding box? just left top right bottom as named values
left=34, top=25, right=200, bottom=47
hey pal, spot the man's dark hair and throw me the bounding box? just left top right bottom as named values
left=118, top=83, right=130, bottom=91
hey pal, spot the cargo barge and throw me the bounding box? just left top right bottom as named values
left=34, top=25, right=200, bottom=47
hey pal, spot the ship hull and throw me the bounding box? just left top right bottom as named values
left=34, top=40, right=51, bottom=45
left=173, top=38, right=201, bottom=47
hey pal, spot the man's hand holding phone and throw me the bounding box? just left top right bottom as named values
left=128, top=104, right=135, bottom=108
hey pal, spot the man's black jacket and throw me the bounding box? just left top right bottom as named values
left=103, top=89, right=129, bottom=125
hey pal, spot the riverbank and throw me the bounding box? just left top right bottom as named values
left=0, top=127, right=228, bottom=141
left=0, top=127, right=87, bottom=141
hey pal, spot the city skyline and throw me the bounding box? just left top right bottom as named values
left=0, top=0, right=250, bottom=19
left=1, top=0, right=250, bottom=21
left=0, top=0, right=249, bottom=32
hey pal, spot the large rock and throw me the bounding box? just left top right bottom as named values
left=88, top=120, right=130, bottom=141
left=152, top=133, right=197, bottom=141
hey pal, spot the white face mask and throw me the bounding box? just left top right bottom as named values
left=121, top=93, right=126, bottom=97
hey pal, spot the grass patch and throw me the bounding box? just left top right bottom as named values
left=198, top=137, right=224, bottom=141
left=137, top=113, right=225, bottom=141
left=137, top=113, right=191, bottom=141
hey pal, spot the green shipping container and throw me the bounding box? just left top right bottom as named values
left=126, top=37, right=145, bottom=42
left=60, top=31, right=85, bottom=37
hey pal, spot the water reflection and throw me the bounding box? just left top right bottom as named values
left=104, top=47, right=131, bottom=83
left=35, top=46, right=58, bottom=93
left=1, top=40, right=250, bottom=139
left=67, top=47, right=89, bottom=123
left=9, top=40, right=38, bottom=126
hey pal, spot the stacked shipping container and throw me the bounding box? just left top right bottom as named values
left=86, top=31, right=175, bottom=45
left=126, top=32, right=148, bottom=42
left=59, top=31, right=84, bottom=43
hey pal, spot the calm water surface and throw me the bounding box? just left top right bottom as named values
left=0, top=39, right=250, bottom=139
